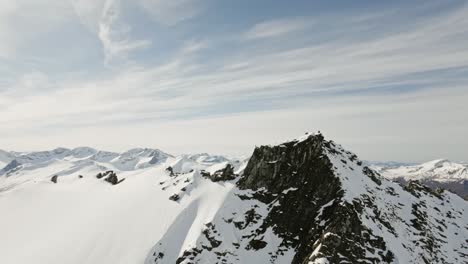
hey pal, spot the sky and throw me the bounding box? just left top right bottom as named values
left=0, top=0, right=467, bottom=162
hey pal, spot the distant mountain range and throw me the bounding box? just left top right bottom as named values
left=370, top=159, right=468, bottom=199
left=0, top=135, right=466, bottom=263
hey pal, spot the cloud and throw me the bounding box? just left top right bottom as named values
left=72, top=0, right=151, bottom=64
left=98, top=0, right=151, bottom=63
left=1, top=1, right=468, bottom=161
left=137, top=0, right=202, bottom=26
left=244, top=18, right=309, bottom=39
left=0, top=0, right=73, bottom=58
left=4, top=3, right=468, bottom=125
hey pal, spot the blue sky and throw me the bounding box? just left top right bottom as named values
left=1, top=0, right=467, bottom=162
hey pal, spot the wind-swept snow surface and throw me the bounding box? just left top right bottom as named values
left=0, top=151, right=237, bottom=264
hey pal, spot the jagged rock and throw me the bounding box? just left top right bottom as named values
left=200, top=170, right=210, bottom=177
left=204, top=164, right=237, bottom=182
left=166, top=166, right=175, bottom=177
left=238, top=133, right=393, bottom=263
left=238, top=133, right=331, bottom=193
left=145, top=133, right=467, bottom=264
left=362, top=166, right=382, bottom=185
left=169, top=194, right=180, bottom=202
left=51, top=175, right=58, bottom=184
left=96, top=170, right=124, bottom=185
left=404, top=180, right=443, bottom=199
left=247, top=239, right=267, bottom=250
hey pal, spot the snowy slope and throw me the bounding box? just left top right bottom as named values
left=0, top=149, right=15, bottom=169
left=0, top=151, right=240, bottom=264
left=0, top=147, right=174, bottom=177
left=373, top=159, right=468, bottom=199
left=145, top=134, right=467, bottom=264
left=0, top=135, right=467, bottom=264
left=373, top=159, right=468, bottom=182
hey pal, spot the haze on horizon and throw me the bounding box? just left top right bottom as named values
left=1, top=0, right=467, bottom=163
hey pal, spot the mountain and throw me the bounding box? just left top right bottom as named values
left=0, top=149, right=15, bottom=168
left=0, top=147, right=175, bottom=177
left=0, top=134, right=466, bottom=264
left=372, top=159, right=468, bottom=199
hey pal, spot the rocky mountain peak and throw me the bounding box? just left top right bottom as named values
left=1, top=134, right=466, bottom=264
left=238, top=132, right=331, bottom=193
left=148, top=133, right=466, bottom=264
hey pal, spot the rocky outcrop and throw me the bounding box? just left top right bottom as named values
left=51, top=175, right=58, bottom=183
left=96, top=170, right=124, bottom=185
left=147, top=133, right=468, bottom=264
left=202, top=164, right=237, bottom=182
left=238, top=133, right=394, bottom=263
left=165, top=167, right=176, bottom=177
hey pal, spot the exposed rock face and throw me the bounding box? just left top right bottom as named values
left=96, top=171, right=124, bottom=185
left=165, top=166, right=176, bottom=177
left=238, top=134, right=392, bottom=263
left=51, top=175, right=58, bottom=184
left=203, top=164, right=237, bottom=182
left=239, top=133, right=333, bottom=192
left=169, top=194, right=180, bottom=202
left=147, top=133, right=467, bottom=264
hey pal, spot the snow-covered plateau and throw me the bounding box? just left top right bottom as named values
left=0, top=134, right=466, bottom=264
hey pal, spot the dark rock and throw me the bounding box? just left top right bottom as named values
left=362, top=166, right=382, bottom=185
left=51, top=175, right=58, bottom=183
left=169, top=194, right=180, bottom=202
left=395, top=177, right=466, bottom=200
left=204, top=164, right=237, bottom=182
left=148, top=133, right=455, bottom=264
left=237, top=134, right=393, bottom=263
left=166, top=166, right=175, bottom=177
left=97, top=171, right=124, bottom=185
left=247, top=239, right=267, bottom=250
left=404, top=180, right=443, bottom=200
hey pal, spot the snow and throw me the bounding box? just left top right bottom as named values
left=1, top=141, right=467, bottom=264
left=0, top=149, right=238, bottom=264
left=324, top=143, right=468, bottom=264
left=282, top=187, right=298, bottom=194
left=310, top=258, right=329, bottom=264
left=0, top=150, right=15, bottom=169
left=292, top=132, right=321, bottom=146
left=145, top=181, right=296, bottom=264
left=374, top=159, right=468, bottom=182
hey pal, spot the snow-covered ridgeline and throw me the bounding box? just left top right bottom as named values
left=0, top=133, right=466, bottom=264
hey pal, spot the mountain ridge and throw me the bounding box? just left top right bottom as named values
left=0, top=134, right=466, bottom=264
left=372, top=159, right=468, bottom=199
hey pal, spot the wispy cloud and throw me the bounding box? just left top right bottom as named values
left=244, top=18, right=309, bottom=39
left=98, top=0, right=151, bottom=64
left=72, top=0, right=151, bottom=64
left=1, top=1, right=468, bottom=161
